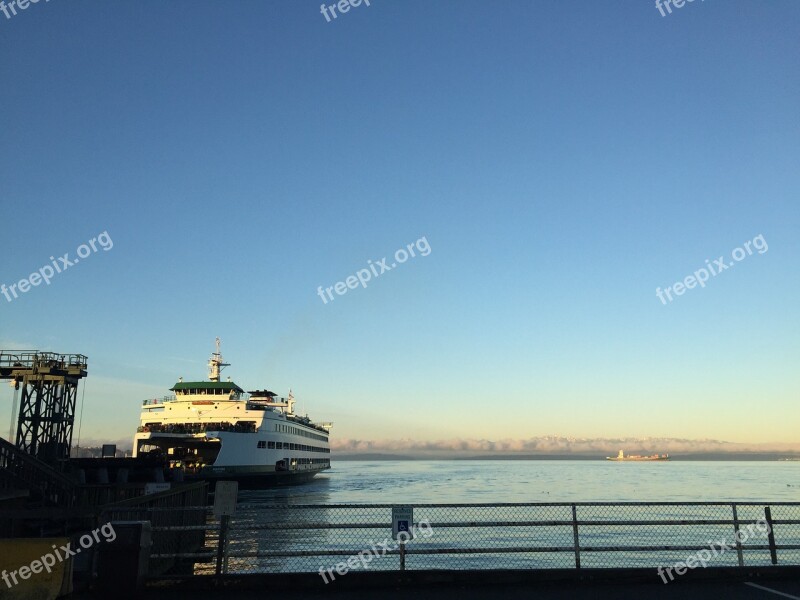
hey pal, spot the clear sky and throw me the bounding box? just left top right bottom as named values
left=1, top=0, right=798, bottom=450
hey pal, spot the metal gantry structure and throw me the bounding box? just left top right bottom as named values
left=0, top=350, right=87, bottom=463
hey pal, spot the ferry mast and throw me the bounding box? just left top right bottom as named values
left=208, top=337, right=230, bottom=382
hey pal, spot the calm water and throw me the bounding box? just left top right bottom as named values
left=218, top=461, right=800, bottom=573
left=239, top=460, right=800, bottom=504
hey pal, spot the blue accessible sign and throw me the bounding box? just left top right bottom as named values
left=392, top=506, right=414, bottom=540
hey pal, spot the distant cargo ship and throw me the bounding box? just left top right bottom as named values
left=606, top=450, right=670, bottom=461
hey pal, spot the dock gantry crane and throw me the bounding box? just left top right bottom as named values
left=0, top=350, right=87, bottom=463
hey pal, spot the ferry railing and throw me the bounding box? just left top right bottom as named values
left=142, top=396, right=177, bottom=406
left=140, top=501, right=800, bottom=578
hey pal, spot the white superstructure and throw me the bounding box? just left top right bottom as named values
left=131, top=339, right=331, bottom=487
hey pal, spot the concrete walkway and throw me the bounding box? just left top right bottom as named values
left=74, top=567, right=800, bottom=600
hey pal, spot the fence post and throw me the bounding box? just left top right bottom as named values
left=216, top=515, right=230, bottom=578
left=571, top=504, right=581, bottom=569
left=764, top=506, right=778, bottom=565
left=731, top=503, right=744, bottom=567
left=399, top=539, right=406, bottom=571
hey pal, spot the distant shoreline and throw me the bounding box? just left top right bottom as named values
left=332, top=453, right=800, bottom=462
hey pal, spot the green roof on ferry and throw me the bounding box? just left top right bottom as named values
left=171, top=381, right=245, bottom=392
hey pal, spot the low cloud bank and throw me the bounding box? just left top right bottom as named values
left=332, top=437, right=800, bottom=456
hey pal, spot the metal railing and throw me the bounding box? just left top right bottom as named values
left=0, top=436, right=77, bottom=507
left=140, top=501, right=800, bottom=578
left=0, top=350, right=88, bottom=371
left=142, top=396, right=177, bottom=406
left=101, top=481, right=209, bottom=576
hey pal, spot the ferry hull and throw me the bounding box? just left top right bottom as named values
left=189, top=465, right=329, bottom=489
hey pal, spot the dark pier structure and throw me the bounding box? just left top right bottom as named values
left=0, top=349, right=208, bottom=599
left=1, top=351, right=87, bottom=464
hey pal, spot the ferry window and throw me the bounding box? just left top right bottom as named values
left=257, top=441, right=266, bottom=449
left=276, top=442, right=283, bottom=449
left=268, top=441, right=275, bottom=449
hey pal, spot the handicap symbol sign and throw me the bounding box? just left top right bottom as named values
left=392, top=506, right=414, bottom=540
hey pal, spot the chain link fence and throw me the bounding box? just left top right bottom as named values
left=142, top=502, right=800, bottom=577
left=101, top=482, right=209, bottom=577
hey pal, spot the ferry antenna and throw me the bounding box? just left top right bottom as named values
left=208, top=337, right=230, bottom=382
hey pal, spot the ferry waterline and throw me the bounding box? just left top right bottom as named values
left=132, top=340, right=331, bottom=488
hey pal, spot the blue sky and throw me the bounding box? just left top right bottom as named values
left=1, top=0, right=798, bottom=449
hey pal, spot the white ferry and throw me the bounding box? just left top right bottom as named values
left=132, top=340, right=331, bottom=488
